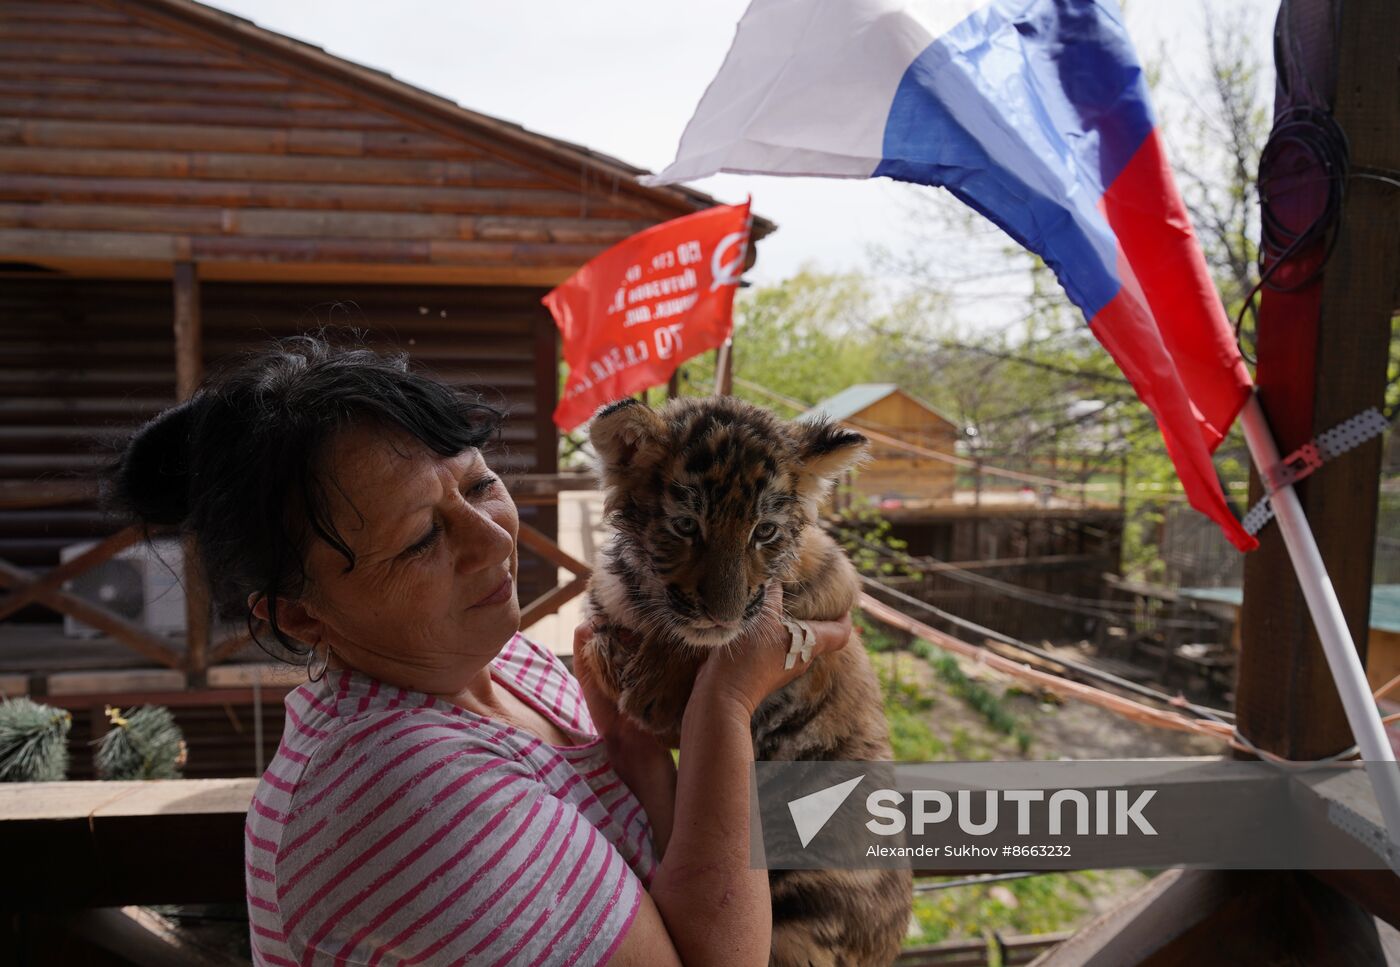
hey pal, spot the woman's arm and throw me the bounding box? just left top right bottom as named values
left=646, top=674, right=772, bottom=965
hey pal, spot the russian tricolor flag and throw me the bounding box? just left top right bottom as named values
left=645, top=0, right=1258, bottom=552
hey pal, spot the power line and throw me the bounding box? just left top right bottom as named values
left=937, top=341, right=1131, bottom=386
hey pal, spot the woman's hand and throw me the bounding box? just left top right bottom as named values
left=691, top=582, right=853, bottom=718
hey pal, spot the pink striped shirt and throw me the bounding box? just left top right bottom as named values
left=245, top=633, right=656, bottom=966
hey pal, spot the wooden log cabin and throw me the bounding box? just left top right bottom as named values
left=802, top=383, right=962, bottom=503
left=0, top=0, right=771, bottom=776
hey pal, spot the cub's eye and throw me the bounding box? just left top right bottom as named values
left=753, top=521, right=778, bottom=543
left=672, top=517, right=700, bottom=538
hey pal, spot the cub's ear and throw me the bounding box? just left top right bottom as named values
left=794, top=418, right=869, bottom=482
left=588, top=398, right=667, bottom=476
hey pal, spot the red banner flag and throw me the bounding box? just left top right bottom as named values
left=544, top=200, right=751, bottom=432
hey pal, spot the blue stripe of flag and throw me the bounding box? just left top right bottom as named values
left=874, top=0, right=1155, bottom=319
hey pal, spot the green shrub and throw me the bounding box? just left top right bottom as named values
left=0, top=697, right=71, bottom=782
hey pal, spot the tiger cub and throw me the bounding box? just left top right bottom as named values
left=579, top=395, right=912, bottom=967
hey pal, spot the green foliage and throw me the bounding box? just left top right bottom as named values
left=95, top=705, right=186, bottom=780
left=0, top=697, right=71, bottom=782
left=856, top=608, right=902, bottom=653
left=910, top=640, right=1032, bottom=754
left=828, top=499, right=922, bottom=579
left=677, top=268, right=938, bottom=406
left=907, top=871, right=1121, bottom=947
left=883, top=689, right=947, bottom=762
left=870, top=642, right=946, bottom=761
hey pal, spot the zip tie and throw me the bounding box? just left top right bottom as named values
left=1243, top=407, right=1391, bottom=536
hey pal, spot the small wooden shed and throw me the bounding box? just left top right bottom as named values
left=802, top=384, right=961, bottom=502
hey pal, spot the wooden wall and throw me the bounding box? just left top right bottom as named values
left=0, top=0, right=687, bottom=284
left=887, top=511, right=1124, bottom=642
left=852, top=393, right=959, bottom=502
left=0, top=277, right=561, bottom=622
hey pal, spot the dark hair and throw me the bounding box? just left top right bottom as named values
left=100, top=330, right=504, bottom=661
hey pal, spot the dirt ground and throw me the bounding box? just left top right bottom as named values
left=873, top=646, right=1227, bottom=761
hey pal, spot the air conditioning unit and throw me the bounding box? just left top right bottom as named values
left=60, top=538, right=188, bottom=638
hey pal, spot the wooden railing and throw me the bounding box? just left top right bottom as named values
left=0, top=474, right=596, bottom=683
left=894, top=932, right=1070, bottom=966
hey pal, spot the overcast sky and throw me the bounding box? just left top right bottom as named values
left=203, top=0, right=1277, bottom=309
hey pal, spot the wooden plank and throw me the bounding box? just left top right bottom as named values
left=34, top=685, right=294, bottom=708
left=3, top=255, right=575, bottom=286
left=0, top=172, right=647, bottom=218
left=0, top=230, right=610, bottom=268
left=505, top=473, right=600, bottom=503
left=46, top=668, right=188, bottom=696
left=0, top=61, right=297, bottom=89
left=427, top=239, right=610, bottom=266
left=0, top=146, right=549, bottom=189
left=1311, top=870, right=1400, bottom=932
left=1236, top=0, right=1400, bottom=760
left=0, top=41, right=241, bottom=67
left=0, top=95, right=410, bottom=130
left=204, top=663, right=305, bottom=689
left=0, top=201, right=227, bottom=235
left=0, top=779, right=254, bottom=908
left=0, top=3, right=132, bottom=24
left=0, top=76, right=345, bottom=108
left=0, top=478, right=98, bottom=510
left=516, top=522, right=591, bottom=576
left=520, top=573, right=590, bottom=631
left=0, top=23, right=195, bottom=48
left=1, top=118, right=371, bottom=156
left=1029, top=870, right=1386, bottom=966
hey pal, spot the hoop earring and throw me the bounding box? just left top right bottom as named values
left=307, top=643, right=331, bottom=683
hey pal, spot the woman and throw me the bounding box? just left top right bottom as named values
left=104, top=333, right=850, bottom=966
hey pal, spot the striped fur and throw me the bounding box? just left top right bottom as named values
left=582, top=396, right=912, bottom=966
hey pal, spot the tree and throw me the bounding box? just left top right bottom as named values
left=680, top=268, right=938, bottom=412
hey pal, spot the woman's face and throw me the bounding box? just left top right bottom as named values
left=285, top=421, right=520, bottom=693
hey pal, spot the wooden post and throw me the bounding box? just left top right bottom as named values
left=173, top=262, right=209, bottom=686
left=1031, top=2, right=1399, bottom=957
left=714, top=339, right=734, bottom=396
left=1236, top=0, right=1399, bottom=762
left=530, top=308, right=561, bottom=610
left=1118, top=453, right=1128, bottom=514
left=172, top=263, right=202, bottom=402
left=667, top=368, right=681, bottom=400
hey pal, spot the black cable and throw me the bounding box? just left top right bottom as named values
left=1234, top=105, right=1349, bottom=365
left=1231, top=0, right=1353, bottom=365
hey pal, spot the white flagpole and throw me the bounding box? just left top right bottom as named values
left=1238, top=393, right=1400, bottom=851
